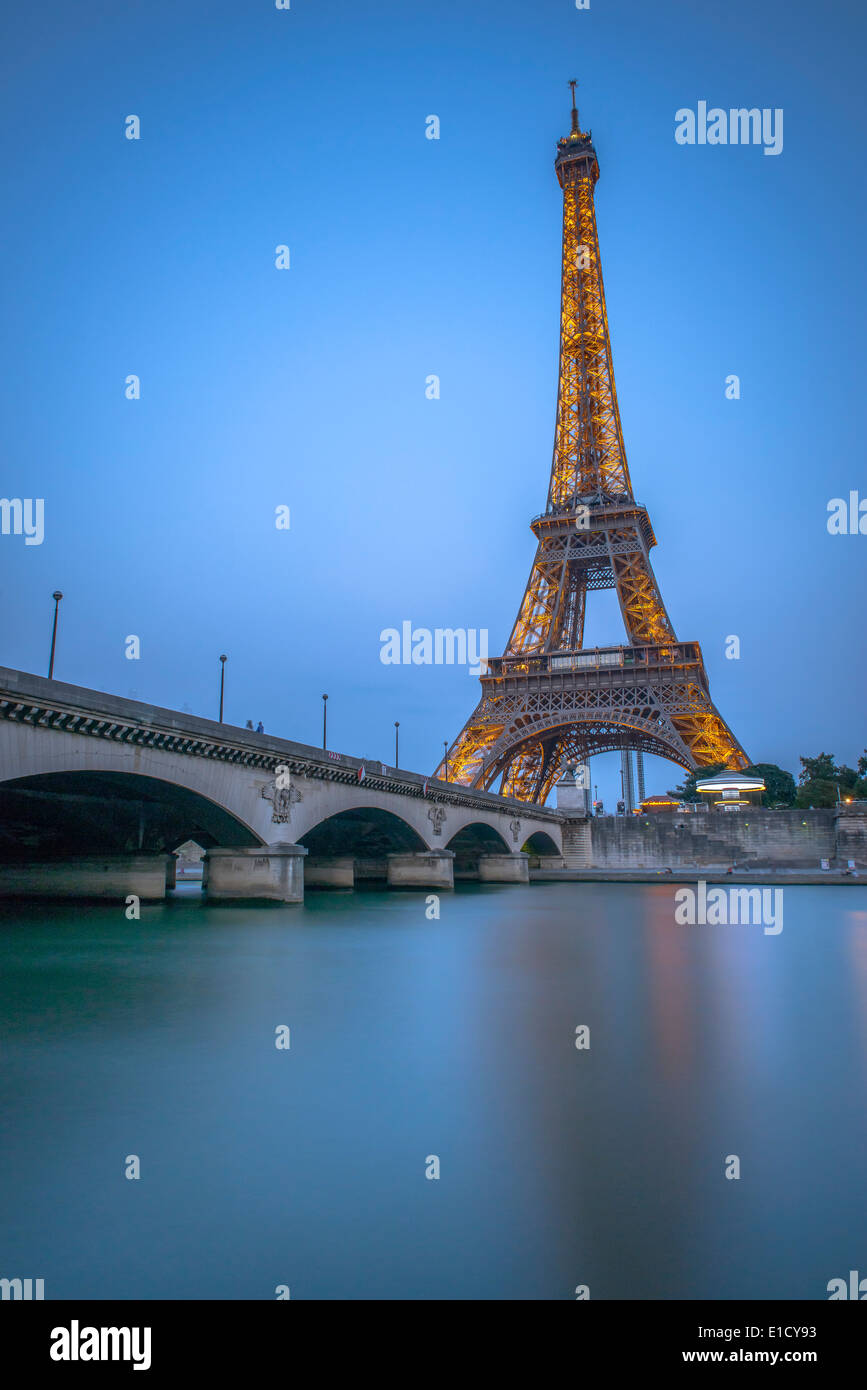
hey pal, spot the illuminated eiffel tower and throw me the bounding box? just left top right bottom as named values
left=436, top=84, right=748, bottom=803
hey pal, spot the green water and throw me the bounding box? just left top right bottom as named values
left=1, top=881, right=865, bottom=1299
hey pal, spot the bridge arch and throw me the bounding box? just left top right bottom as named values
left=521, top=830, right=560, bottom=855
left=298, top=806, right=430, bottom=859
left=444, top=821, right=510, bottom=854
left=0, top=770, right=264, bottom=858
left=444, top=821, right=511, bottom=877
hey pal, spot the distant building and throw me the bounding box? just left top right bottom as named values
left=639, top=794, right=680, bottom=814
left=173, top=839, right=206, bottom=879
left=695, top=772, right=765, bottom=810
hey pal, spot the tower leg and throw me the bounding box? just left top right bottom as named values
left=620, top=748, right=635, bottom=813
left=635, top=750, right=646, bottom=806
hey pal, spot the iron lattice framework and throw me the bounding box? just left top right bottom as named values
left=435, top=89, right=748, bottom=802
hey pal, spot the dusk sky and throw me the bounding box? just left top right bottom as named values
left=1, top=0, right=864, bottom=808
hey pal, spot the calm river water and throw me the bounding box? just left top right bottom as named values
left=1, top=881, right=866, bottom=1300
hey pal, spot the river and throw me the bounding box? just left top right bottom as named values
left=1, top=881, right=865, bottom=1299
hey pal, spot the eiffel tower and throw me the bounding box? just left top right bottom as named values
left=436, top=84, right=748, bottom=804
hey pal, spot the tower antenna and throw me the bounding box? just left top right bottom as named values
left=568, top=78, right=579, bottom=134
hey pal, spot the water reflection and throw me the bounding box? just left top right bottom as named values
left=0, top=883, right=865, bottom=1299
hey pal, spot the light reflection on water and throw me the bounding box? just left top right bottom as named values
left=0, top=882, right=865, bottom=1300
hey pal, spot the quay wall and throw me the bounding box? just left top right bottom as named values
left=587, top=808, right=867, bottom=871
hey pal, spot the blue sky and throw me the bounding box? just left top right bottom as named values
left=1, top=0, right=865, bottom=808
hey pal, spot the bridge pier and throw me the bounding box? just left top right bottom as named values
left=386, top=850, right=454, bottom=890
left=304, top=857, right=355, bottom=888
left=204, top=842, right=307, bottom=903
left=528, top=854, right=567, bottom=872
left=477, top=852, right=530, bottom=883
left=0, top=854, right=173, bottom=901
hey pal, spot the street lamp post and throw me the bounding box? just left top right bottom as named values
left=443, top=740, right=449, bottom=783
left=218, top=654, right=227, bottom=722
left=48, top=591, right=63, bottom=679
left=322, top=694, right=328, bottom=750
left=394, top=721, right=399, bottom=768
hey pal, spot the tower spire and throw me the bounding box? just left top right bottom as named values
left=568, top=78, right=579, bottom=136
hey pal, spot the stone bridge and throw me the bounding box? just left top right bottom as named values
left=0, top=667, right=564, bottom=901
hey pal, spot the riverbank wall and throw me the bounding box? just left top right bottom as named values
left=567, top=804, right=867, bottom=872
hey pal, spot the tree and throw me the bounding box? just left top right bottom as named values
left=797, top=750, right=867, bottom=805
left=742, top=763, right=796, bottom=807
left=799, top=752, right=837, bottom=785
left=848, top=755, right=867, bottom=801
left=798, top=752, right=841, bottom=808
left=671, top=749, right=866, bottom=809
left=795, top=778, right=839, bottom=809
left=667, top=763, right=727, bottom=803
